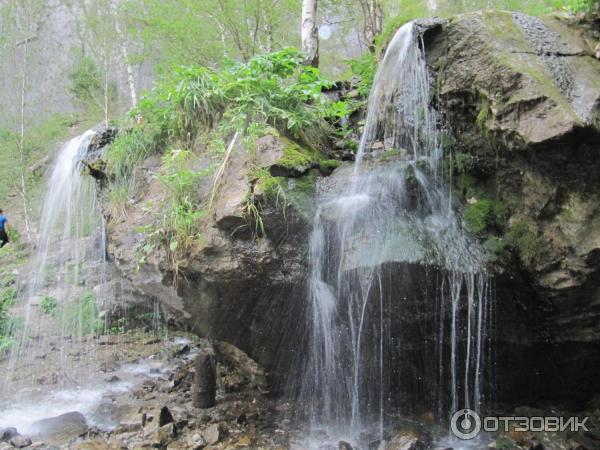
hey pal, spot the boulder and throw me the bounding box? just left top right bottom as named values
left=9, top=435, right=32, bottom=448
left=31, top=411, right=88, bottom=444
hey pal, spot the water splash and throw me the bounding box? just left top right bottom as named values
left=301, top=22, right=491, bottom=446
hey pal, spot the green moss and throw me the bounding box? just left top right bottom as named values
left=464, top=199, right=509, bottom=235
left=319, top=159, right=341, bottom=174
left=506, top=221, right=546, bottom=267
left=476, top=96, right=491, bottom=130
left=252, top=168, right=284, bottom=199
left=275, top=138, right=328, bottom=173
left=375, top=148, right=407, bottom=162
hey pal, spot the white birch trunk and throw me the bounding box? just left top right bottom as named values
left=301, top=0, right=319, bottom=67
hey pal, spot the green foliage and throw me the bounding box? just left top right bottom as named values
left=476, top=96, right=492, bottom=130
left=376, top=1, right=430, bottom=53
left=126, top=0, right=300, bottom=70
left=136, top=149, right=209, bottom=272
left=345, top=52, right=376, bottom=97
left=464, top=199, right=508, bottom=235
left=40, top=295, right=58, bottom=315
left=506, top=221, right=546, bottom=267
left=139, top=48, right=333, bottom=142
left=0, top=286, right=17, bottom=352
left=0, top=114, right=75, bottom=211
left=68, top=52, right=103, bottom=111
left=60, top=292, right=103, bottom=338
left=106, top=124, right=166, bottom=189
left=109, top=317, right=128, bottom=335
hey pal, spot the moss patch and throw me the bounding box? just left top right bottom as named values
left=271, top=138, right=334, bottom=176
left=506, top=221, right=546, bottom=267
left=464, top=199, right=509, bottom=235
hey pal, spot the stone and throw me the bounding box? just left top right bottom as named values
left=201, top=424, right=222, bottom=446
left=0, top=428, right=18, bottom=442
left=9, top=435, right=32, bottom=448
left=31, top=411, right=88, bottom=444
left=193, top=351, right=217, bottom=409
left=159, top=406, right=175, bottom=427
left=115, top=421, right=142, bottom=434
left=339, top=441, right=353, bottom=450
left=153, top=423, right=176, bottom=447
left=386, top=431, right=425, bottom=450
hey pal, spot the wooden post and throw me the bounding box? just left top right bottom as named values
left=193, top=351, right=217, bottom=408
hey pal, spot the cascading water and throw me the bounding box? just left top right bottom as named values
left=0, top=130, right=114, bottom=429
left=300, top=22, right=491, bottom=447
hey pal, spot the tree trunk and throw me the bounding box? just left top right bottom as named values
left=18, top=40, right=32, bottom=243
left=301, top=0, right=319, bottom=67
left=109, top=1, right=137, bottom=109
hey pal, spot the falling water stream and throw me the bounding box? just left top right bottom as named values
left=301, top=22, right=491, bottom=448
left=0, top=130, right=166, bottom=435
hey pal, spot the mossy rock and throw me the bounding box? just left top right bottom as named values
left=253, top=168, right=320, bottom=220
left=505, top=221, right=546, bottom=267
left=270, top=137, right=337, bottom=177
left=464, top=198, right=509, bottom=235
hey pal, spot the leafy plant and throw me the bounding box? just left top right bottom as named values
left=136, top=149, right=210, bottom=275
left=345, top=52, right=376, bottom=97
left=40, top=295, right=58, bottom=315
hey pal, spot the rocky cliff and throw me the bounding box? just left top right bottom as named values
left=93, top=10, right=600, bottom=411
left=425, top=10, right=600, bottom=407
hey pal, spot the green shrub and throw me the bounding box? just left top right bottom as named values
left=136, top=149, right=210, bottom=272
left=106, top=124, right=166, bottom=188
left=345, top=52, right=376, bottom=97
left=137, top=48, right=333, bottom=143
left=40, top=295, right=58, bottom=315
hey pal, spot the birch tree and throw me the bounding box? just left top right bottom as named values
left=301, top=0, right=319, bottom=67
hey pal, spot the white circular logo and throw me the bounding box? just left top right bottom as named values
left=451, top=409, right=481, bottom=440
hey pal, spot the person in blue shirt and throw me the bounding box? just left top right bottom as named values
left=0, top=210, right=10, bottom=248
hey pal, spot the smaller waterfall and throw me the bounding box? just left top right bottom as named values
left=2, top=130, right=110, bottom=399
left=300, top=22, right=491, bottom=447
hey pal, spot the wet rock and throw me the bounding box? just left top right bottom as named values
left=31, top=411, right=88, bottom=444
left=159, top=406, right=174, bottom=427
left=104, top=375, right=120, bottom=383
left=339, top=441, right=353, bottom=450
left=386, top=431, right=426, bottom=450
left=115, top=421, right=142, bottom=434
left=10, top=435, right=32, bottom=448
left=193, top=350, right=217, bottom=408
left=0, top=428, right=18, bottom=442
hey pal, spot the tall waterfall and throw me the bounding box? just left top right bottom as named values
left=301, top=22, right=491, bottom=446
left=2, top=130, right=109, bottom=397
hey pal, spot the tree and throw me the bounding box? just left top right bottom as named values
left=357, top=0, right=383, bottom=51
left=0, top=0, right=50, bottom=242
left=301, top=0, right=319, bottom=66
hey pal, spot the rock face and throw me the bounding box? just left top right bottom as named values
left=95, top=10, right=600, bottom=411
left=424, top=10, right=600, bottom=406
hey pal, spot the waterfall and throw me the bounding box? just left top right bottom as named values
left=2, top=130, right=109, bottom=400
left=301, top=22, right=491, bottom=447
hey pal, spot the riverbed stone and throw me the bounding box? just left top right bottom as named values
left=31, top=411, right=88, bottom=444
left=9, top=435, right=32, bottom=448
